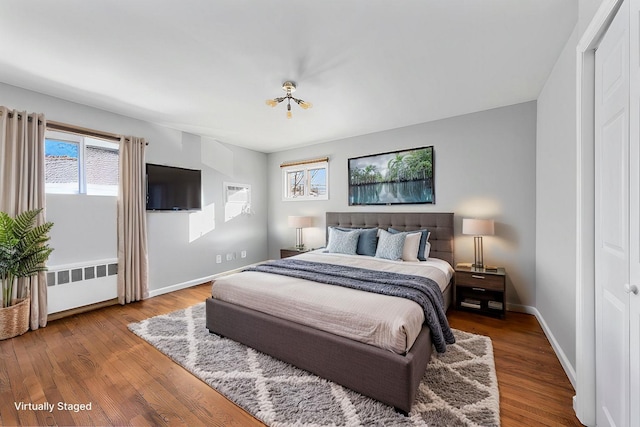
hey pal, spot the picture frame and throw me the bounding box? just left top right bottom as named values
left=348, top=146, right=434, bottom=205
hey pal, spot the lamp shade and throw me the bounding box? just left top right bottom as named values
left=462, top=218, right=495, bottom=236
left=288, top=216, right=313, bottom=228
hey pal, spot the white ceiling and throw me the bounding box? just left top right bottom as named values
left=0, top=1, right=577, bottom=153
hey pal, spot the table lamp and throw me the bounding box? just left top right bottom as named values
left=288, top=216, right=313, bottom=249
left=462, top=218, right=495, bottom=269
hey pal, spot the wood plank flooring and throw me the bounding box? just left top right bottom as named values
left=0, top=283, right=582, bottom=426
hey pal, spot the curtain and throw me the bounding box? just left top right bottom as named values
left=0, top=106, right=48, bottom=329
left=117, top=136, right=148, bottom=304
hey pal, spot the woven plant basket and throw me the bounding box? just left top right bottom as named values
left=0, top=298, right=30, bottom=340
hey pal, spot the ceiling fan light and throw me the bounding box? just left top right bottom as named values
left=266, top=99, right=278, bottom=107
left=299, top=100, right=312, bottom=109
left=287, top=110, right=292, bottom=119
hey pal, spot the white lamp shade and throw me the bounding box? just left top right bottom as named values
left=462, top=218, right=495, bottom=236
left=288, top=216, right=313, bottom=228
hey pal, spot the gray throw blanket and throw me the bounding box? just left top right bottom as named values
left=245, top=258, right=455, bottom=353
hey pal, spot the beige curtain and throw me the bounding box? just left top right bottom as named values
left=117, top=136, right=148, bottom=304
left=0, top=106, right=48, bottom=329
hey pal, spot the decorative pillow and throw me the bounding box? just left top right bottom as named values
left=375, top=229, right=406, bottom=260
left=336, top=227, right=378, bottom=256
left=402, top=232, right=422, bottom=262
left=326, top=227, right=359, bottom=255
left=423, top=241, right=432, bottom=259
left=388, top=227, right=430, bottom=261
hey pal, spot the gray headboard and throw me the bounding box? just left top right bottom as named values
left=325, top=212, right=454, bottom=266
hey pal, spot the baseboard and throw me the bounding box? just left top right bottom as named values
left=506, top=302, right=537, bottom=315
left=507, top=303, right=577, bottom=389
left=147, top=262, right=265, bottom=299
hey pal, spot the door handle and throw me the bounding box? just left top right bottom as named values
left=624, top=284, right=639, bottom=295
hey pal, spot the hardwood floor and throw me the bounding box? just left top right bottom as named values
left=0, top=284, right=582, bottom=426
left=447, top=310, right=582, bottom=426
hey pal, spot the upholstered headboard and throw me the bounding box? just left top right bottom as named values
left=325, top=212, right=454, bottom=266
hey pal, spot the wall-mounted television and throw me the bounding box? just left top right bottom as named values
left=146, top=163, right=202, bottom=211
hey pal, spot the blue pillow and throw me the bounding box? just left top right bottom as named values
left=388, top=227, right=430, bottom=261
left=375, top=229, right=406, bottom=260
left=327, top=227, right=359, bottom=255
left=336, top=227, right=378, bottom=256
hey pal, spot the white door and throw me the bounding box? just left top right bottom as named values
left=595, top=1, right=631, bottom=426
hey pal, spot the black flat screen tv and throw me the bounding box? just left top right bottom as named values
left=146, top=163, right=202, bottom=211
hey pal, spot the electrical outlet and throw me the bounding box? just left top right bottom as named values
left=226, top=253, right=234, bottom=261
left=241, top=250, right=247, bottom=258
left=216, top=255, right=222, bottom=263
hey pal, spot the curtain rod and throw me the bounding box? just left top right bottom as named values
left=47, top=120, right=149, bottom=145
left=0, top=110, right=44, bottom=125
left=48, top=120, right=124, bottom=142
left=280, top=156, right=329, bottom=168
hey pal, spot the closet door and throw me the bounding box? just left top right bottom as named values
left=595, top=0, right=630, bottom=425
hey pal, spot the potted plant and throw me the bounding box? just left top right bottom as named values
left=0, top=208, right=53, bottom=340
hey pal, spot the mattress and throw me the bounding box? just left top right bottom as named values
left=211, top=251, right=454, bottom=354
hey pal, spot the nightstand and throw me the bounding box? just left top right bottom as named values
left=280, top=247, right=312, bottom=258
left=455, top=267, right=506, bottom=318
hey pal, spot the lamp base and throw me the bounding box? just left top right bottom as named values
left=473, top=236, right=485, bottom=270
left=295, top=227, right=304, bottom=250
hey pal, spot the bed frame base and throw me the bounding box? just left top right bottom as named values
left=206, top=297, right=432, bottom=414
left=205, top=211, right=454, bottom=414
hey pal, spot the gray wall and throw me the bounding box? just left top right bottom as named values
left=579, top=0, right=607, bottom=35
left=536, top=26, right=579, bottom=378
left=534, top=0, right=605, bottom=388
left=267, top=101, right=537, bottom=308
left=0, top=82, right=268, bottom=300
left=46, top=194, right=117, bottom=266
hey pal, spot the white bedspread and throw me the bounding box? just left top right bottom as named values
left=211, top=251, right=454, bottom=354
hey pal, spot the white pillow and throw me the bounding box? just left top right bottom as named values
left=423, top=241, right=431, bottom=260
left=402, top=232, right=421, bottom=262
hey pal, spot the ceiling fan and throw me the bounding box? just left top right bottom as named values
left=266, top=81, right=312, bottom=119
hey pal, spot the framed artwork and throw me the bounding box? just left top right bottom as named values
left=348, top=146, right=434, bottom=205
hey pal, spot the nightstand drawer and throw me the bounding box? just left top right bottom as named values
left=280, top=248, right=311, bottom=258
left=456, top=271, right=504, bottom=291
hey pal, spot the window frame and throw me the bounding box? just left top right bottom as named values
left=45, top=129, right=119, bottom=196
left=281, top=160, right=329, bottom=201
left=224, top=182, right=252, bottom=221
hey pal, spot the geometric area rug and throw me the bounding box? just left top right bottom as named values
left=128, top=303, right=500, bottom=427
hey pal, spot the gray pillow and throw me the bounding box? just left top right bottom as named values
left=336, top=227, right=378, bottom=256
left=326, top=227, right=359, bottom=255
left=375, top=229, right=406, bottom=260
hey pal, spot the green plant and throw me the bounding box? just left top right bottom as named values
left=0, top=209, right=53, bottom=308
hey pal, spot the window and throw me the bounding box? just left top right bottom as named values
left=281, top=159, right=329, bottom=201
left=45, top=130, right=119, bottom=196
left=224, top=182, right=252, bottom=221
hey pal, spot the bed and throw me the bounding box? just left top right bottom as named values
left=205, top=212, right=455, bottom=414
